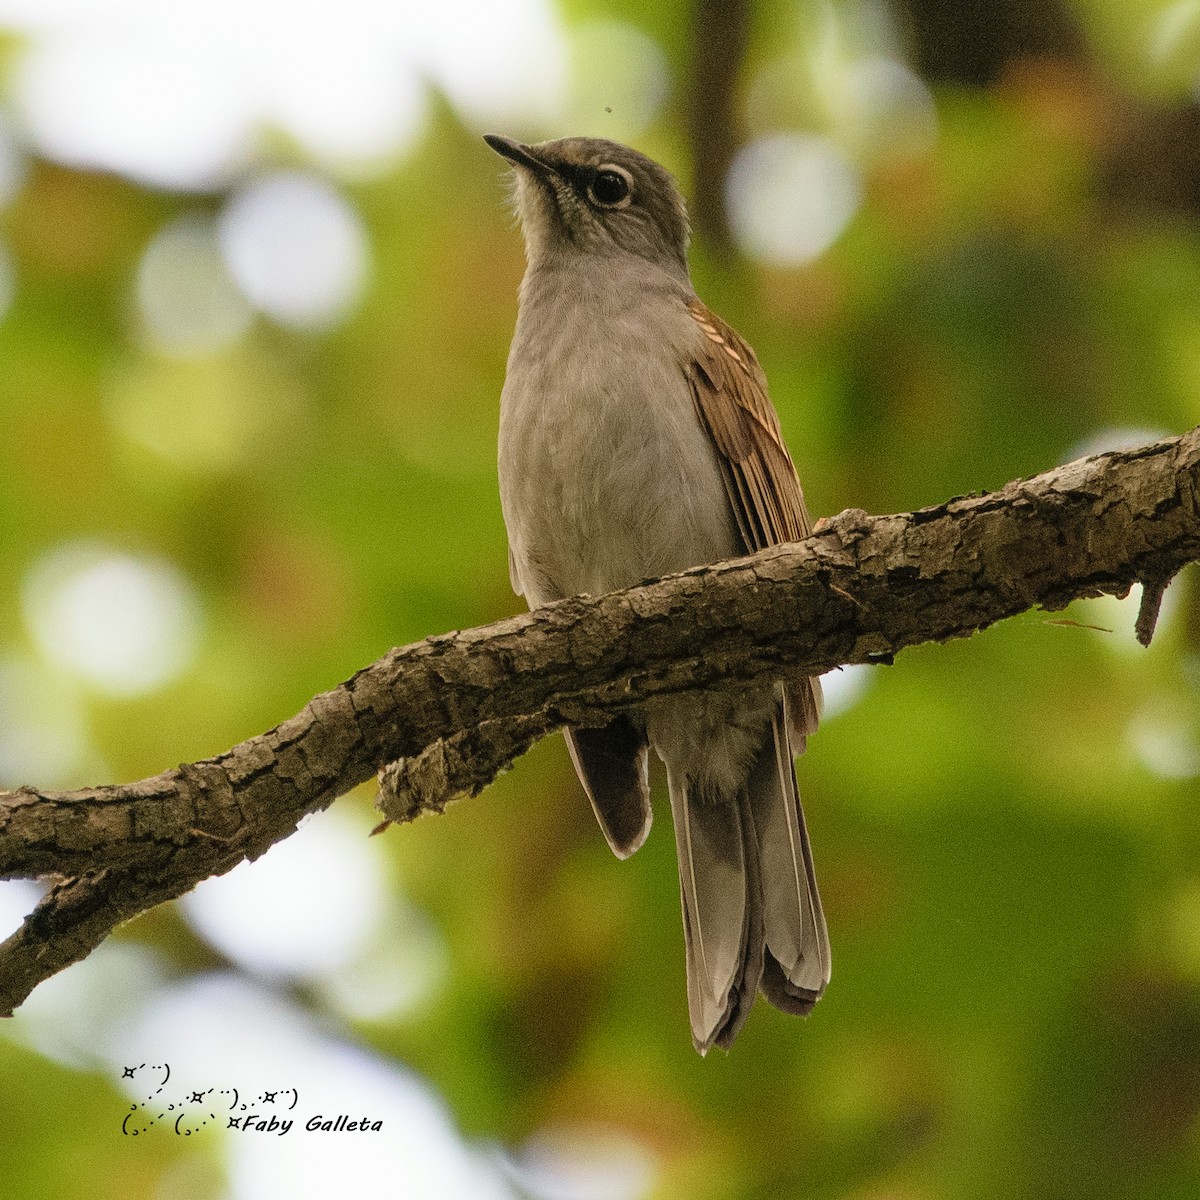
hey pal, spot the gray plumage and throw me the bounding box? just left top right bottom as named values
left=486, top=133, right=829, bottom=1052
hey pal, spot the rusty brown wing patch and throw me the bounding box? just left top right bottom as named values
left=686, top=297, right=812, bottom=549
left=685, top=297, right=821, bottom=741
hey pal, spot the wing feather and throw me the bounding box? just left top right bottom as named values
left=685, top=298, right=812, bottom=547
left=685, top=298, right=820, bottom=741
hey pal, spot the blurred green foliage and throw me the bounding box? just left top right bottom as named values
left=4, top=1, right=1200, bottom=1198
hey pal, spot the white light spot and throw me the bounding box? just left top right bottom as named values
left=1067, top=426, right=1170, bottom=461
left=1072, top=580, right=1182, bottom=657
left=111, top=973, right=324, bottom=1089
left=0, top=656, right=90, bottom=786
left=0, top=880, right=42, bottom=941
left=416, top=0, right=567, bottom=126
left=257, top=37, right=426, bottom=175
left=108, top=973, right=517, bottom=1200
left=13, top=29, right=255, bottom=190
left=22, top=542, right=202, bottom=697
left=1, top=0, right=568, bottom=187
left=726, top=133, right=862, bottom=266
left=219, top=173, right=368, bottom=330
left=2, top=941, right=166, bottom=1070
left=182, top=808, right=386, bottom=979
left=504, top=1126, right=659, bottom=1200
left=1128, top=703, right=1200, bottom=780
left=318, top=893, right=448, bottom=1021
left=818, top=662, right=873, bottom=720
left=136, top=214, right=253, bottom=356
left=1152, top=0, right=1200, bottom=68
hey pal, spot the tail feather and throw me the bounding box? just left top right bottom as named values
left=667, top=766, right=762, bottom=1053
left=667, top=702, right=829, bottom=1053
left=752, top=706, right=830, bottom=1003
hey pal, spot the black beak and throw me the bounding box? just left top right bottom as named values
left=484, top=134, right=552, bottom=175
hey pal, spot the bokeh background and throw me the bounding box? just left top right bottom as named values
left=2, top=0, right=1200, bottom=1197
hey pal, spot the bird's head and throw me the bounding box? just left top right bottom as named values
left=485, top=134, right=690, bottom=278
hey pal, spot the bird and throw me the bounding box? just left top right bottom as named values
left=485, top=133, right=829, bottom=1053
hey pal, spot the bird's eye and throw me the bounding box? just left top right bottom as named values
left=589, top=167, right=631, bottom=207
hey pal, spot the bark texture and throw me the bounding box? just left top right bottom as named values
left=2, top=428, right=1199, bottom=1015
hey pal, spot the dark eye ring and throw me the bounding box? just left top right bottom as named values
left=589, top=167, right=631, bottom=207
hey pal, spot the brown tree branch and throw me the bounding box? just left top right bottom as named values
left=3, top=427, right=1200, bottom=1015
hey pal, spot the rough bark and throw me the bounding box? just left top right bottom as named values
left=2, top=428, right=1199, bottom=1015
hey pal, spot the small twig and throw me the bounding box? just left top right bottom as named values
left=830, top=583, right=866, bottom=610
left=1135, top=575, right=1174, bottom=647
left=0, top=867, right=183, bottom=1017
left=375, top=713, right=552, bottom=827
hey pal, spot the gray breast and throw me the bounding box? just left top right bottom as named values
left=498, top=261, right=738, bottom=604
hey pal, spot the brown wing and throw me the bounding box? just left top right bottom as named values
left=564, top=720, right=651, bottom=860
left=686, top=298, right=812, bottom=547
left=686, top=298, right=821, bottom=742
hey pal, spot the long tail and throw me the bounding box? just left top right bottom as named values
left=753, top=708, right=830, bottom=1015
left=668, top=708, right=829, bottom=1053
